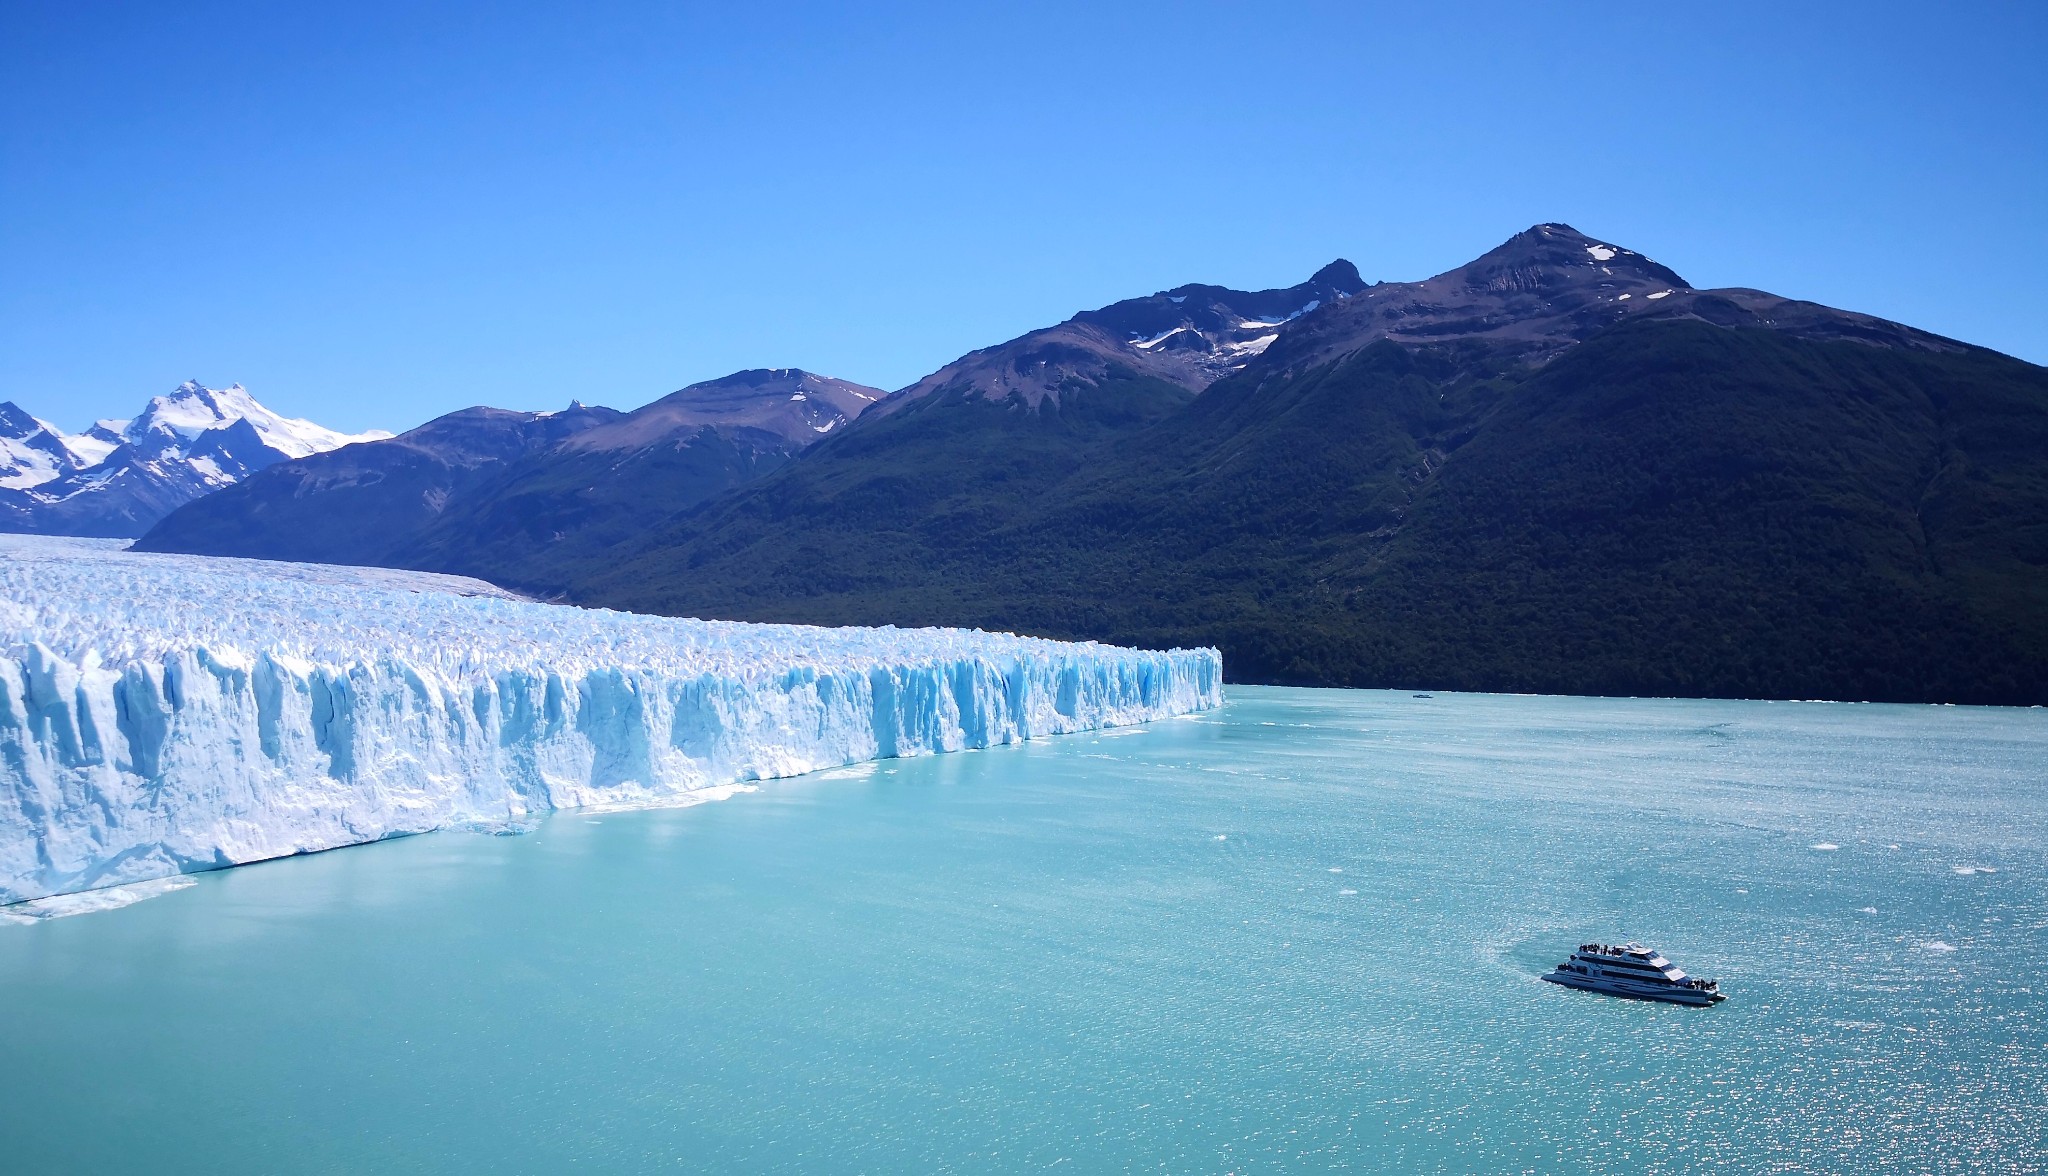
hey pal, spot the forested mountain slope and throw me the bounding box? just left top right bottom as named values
left=579, top=320, right=2046, bottom=704
left=143, top=226, right=2048, bottom=703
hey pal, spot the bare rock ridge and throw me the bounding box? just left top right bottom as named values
left=878, top=260, right=1364, bottom=414
left=1261, top=223, right=1964, bottom=378
left=867, top=223, right=1958, bottom=425
left=561, top=368, right=880, bottom=451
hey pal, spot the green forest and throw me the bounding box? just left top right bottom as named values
left=574, top=321, right=2048, bottom=705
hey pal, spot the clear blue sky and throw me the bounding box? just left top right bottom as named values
left=4, top=2, right=2043, bottom=434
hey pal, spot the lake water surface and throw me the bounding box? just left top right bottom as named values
left=1, top=687, right=2042, bottom=1172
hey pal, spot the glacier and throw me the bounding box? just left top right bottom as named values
left=0, top=536, right=1221, bottom=906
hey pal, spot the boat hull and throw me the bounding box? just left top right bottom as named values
left=1541, top=971, right=1726, bottom=1006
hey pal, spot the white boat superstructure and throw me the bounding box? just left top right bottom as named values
left=1541, top=942, right=1726, bottom=1006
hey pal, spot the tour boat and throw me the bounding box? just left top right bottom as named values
left=1541, top=942, right=1726, bottom=1005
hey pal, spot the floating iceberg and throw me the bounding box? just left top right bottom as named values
left=0, top=537, right=1220, bottom=905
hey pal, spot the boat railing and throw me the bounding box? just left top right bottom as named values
left=1575, top=942, right=1668, bottom=958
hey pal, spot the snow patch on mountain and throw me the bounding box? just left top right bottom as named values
left=64, top=424, right=125, bottom=466
left=0, top=536, right=1222, bottom=906
left=1131, top=326, right=1192, bottom=350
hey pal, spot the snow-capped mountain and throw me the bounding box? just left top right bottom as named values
left=0, top=403, right=92, bottom=491
left=0, top=381, right=389, bottom=538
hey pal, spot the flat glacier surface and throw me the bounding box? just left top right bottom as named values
left=0, top=687, right=2041, bottom=1172
left=0, top=535, right=1219, bottom=903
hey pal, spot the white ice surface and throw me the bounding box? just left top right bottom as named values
left=0, top=537, right=1220, bottom=905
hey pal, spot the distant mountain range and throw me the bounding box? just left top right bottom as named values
left=140, top=369, right=884, bottom=585
left=135, top=225, right=2048, bottom=704
left=0, top=382, right=388, bottom=537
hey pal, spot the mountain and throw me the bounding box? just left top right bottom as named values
left=135, top=403, right=624, bottom=565
left=1260, top=223, right=1958, bottom=376
left=437, top=264, right=1371, bottom=607
left=136, top=369, right=886, bottom=587
left=567, top=225, right=2046, bottom=705
left=140, top=226, right=2048, bottom=703
left=877, top=260, right=1363, bottom=413
left=0, top=382, right=389, bottom=538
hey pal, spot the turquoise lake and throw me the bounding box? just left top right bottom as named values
left=1, top=687, right=2042, bottom=1172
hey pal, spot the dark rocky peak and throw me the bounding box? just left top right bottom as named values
left=1310, top=259, right=1364, bottom=289
left=1451, top=223, right=1690, bottom=295
left=122, top=418, right=191, bottom=460
left=876, top=259, right=1370, bottom=419
left=1072, top=259, right=1361, bottom=342
left=539, top=400, right=623, bottom=431
left=169, top=378, right=221, bottom=404
left=173, top=417, right=292, bottom=485
left=185, top=415, right=274, bottom=460
left=1248, top=223, right=1964, bottom=380
left=1251, top=225, right=1710, bottom=375
left=0, top=402, right=46, bottom=440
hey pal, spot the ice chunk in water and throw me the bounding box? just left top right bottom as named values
left=0, top=877, right=196, bottom=923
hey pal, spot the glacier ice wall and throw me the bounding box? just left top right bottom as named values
left=0, top=537, right=1221, bottom=904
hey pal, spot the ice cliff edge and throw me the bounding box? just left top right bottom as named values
left=0, top=537, right=1221, bottom=905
